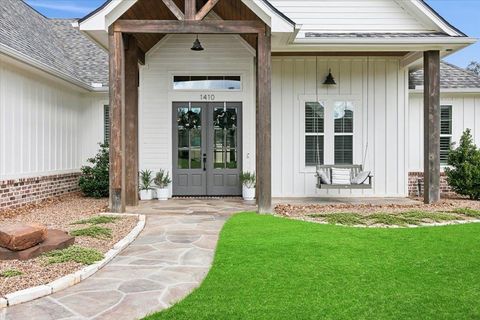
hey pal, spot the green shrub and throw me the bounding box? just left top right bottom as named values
left=72, top=215, right=120, bottom=225
left=0, top=269, right=23, bottom=278
left=78, top=142, right=109, bottom=198
left=240, top=171, right=256, bottom=188
left=154, top=169, right=172, bottom=188
left=43, top=246, right=103, bottom=265
left=445, top=129, right=480, bottom=200
left=139, top=169, right=154, bottom=190
left=70, top=226, right=112, bottom=239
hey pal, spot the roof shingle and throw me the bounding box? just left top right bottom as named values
left=0, top=0, right=108, bottom=89
left=409, top=62, right=480, bottom=89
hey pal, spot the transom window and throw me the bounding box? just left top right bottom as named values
left=305, top=102, right=325, bottom=166
left=440, top=105, right=452, bottom=165
left=173, top=75, right=241, bottom=90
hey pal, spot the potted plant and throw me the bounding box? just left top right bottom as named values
left=154, top=169, right=172, bottom=201
left=139, top=169, right=154, bottom=200
left=240, top=171, right=256, bottom=201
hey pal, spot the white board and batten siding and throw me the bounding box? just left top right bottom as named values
left=139, top=34, right=256, bottom=183
left=0, top=55, right=107, bottom=180
left=268, top=0, right=431, bottom=32
left=272, top=56, right=408, bottom=197
left=409, top=93, right=480, bottom=171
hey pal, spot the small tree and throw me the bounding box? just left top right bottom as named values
left=467, top=61, right=480, bottom=76
left=445, top=129, right=480, bottom=200
left=78, top=143, right=110, bottom=198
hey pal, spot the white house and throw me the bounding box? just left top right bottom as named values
left=1, top=0, right=479, bottom=213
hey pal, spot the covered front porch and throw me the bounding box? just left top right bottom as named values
left=78, top=0, right=459, bottom=213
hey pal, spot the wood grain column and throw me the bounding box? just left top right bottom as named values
left=109, top=26, right=126, bottom=213
left=423, top=50, right=441, bottom=204
left=256, top=26, right=272, bottom=213
left=124, top=35, right=139, bottom=207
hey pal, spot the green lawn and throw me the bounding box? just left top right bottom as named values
left=145, top=213, right=480, bottom=320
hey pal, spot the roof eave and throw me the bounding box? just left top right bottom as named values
left=0, top=43, right=106, bottom=92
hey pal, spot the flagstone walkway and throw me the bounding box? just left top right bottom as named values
left=2, top=198, right=254, bottom=320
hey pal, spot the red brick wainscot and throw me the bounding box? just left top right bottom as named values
left=0, top=173, right=80, bottom=211
left=408, top=172, right=454, bottom=197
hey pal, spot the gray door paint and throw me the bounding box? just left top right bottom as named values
left=172, top=102, right=242, bottom=196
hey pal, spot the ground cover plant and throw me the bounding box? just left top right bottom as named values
left=72, top=215, right=120, bottom=225
left=0, top=269, right=23, bottom=278
left=309, top=210, right=461, bottom=226
left=145, top=213, right=480, bottom=320
left=43, top=246, right=104, bottom=265
left=70, top=226, right=112, bottom=239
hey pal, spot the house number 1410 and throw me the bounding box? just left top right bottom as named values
left=200, top=94, right=215, bottom=101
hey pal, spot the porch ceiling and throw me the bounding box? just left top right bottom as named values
left=120, top=0, right=262, bottom=53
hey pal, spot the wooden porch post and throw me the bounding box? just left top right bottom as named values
left=256, top=26, right=272, bottom=213
left=124, top=35, right=139, bottom=207
left=109, top=26, right=126, bottom=213
left=423, top=50, right=441, bottom=204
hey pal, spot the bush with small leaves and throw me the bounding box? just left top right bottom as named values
left=78, top=142, right=109, bottom=198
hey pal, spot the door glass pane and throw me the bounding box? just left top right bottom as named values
left=226, top=149, right=237, bottom=169
left=177, top=105, right=202, bottom=169
left=214, top=150, right=225, bottom=169
left=191, top=149, right=202, bottom=169
left=178, top=150, right=189, bottom=169
left=226, top=129, right=237, bottom=148
left=178, top=129, right=189, bottom=148
left=191, top=129, right=201, bottom=148
left=212, top=105, right=238, bottom=169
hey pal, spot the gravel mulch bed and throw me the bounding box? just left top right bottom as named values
left=275, top=197, right=480, bottom=226
left=0, top=193, right=138, bottom=296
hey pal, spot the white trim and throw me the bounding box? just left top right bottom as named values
left=409, top=0, right=463, bottom=36
left=0, top=44, right=107, bottom=92
left=410, top=88, right=480, bottom=94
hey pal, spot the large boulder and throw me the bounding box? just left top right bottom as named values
left=0, top=229, right=74, bottom=260
left=0, top=223, right=47, bottom=251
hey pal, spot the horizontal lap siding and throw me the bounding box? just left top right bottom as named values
left=0, top=57, right=106, bottom=180
left=408, top=93, right=480, bottom=171
left=272, top=57, right=407, bottom=197
left=139, top=34, right=255, bottom=178
left=268, top=0, right=429, bottom=32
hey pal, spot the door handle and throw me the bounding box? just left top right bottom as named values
left=203, top=154, right=207, bottom=171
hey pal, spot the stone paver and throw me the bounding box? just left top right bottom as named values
left=2, top=198, right=254, bottom=320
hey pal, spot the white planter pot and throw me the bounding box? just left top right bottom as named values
left=139, top=189, right=154, bottom=201
left=156, top=188, right=169, bottom=201
left=242, top=186, right=256, bottom=201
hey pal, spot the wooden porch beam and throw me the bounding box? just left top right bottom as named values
left=256, top=26, right=272, bottom=213
left=108, top=27, right=126, bottom=213
left=137, top=47, right=145, bottom=65
left=423, top=50, right=441, bottom=204
left=185, top=0, right=196, bottom=20
left=162, top=0, right=184, bottom=20
left=195, top=0, right=220, bottom=20
left=124, top=35, right=139, bottom=207
left=113, top=20, right=265, bottom=34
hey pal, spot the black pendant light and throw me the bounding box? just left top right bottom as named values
left=323, top=68, right=336, bottom=85
left=191, top=35, right=204, bottom=51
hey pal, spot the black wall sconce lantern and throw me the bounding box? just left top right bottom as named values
left=191, top=35, right=204, bottom=51
left=323, top=69, right=336, bottom=85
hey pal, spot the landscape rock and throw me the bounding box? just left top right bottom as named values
left=0, top=223, right=46, bottom=251
left=0, top=229, right=74, bottom=260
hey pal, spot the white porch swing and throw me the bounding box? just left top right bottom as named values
left=313, top=58, right=373, bottom=190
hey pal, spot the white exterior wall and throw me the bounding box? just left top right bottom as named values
left=268, top=0, right=429, bottom=32
left=408, top=93, right=480, bottom=171
left=272, top=57, right=408, bottom=197
left=139, top=34, right=256, bottom=189
left=0, top=55, right=106, bottom=180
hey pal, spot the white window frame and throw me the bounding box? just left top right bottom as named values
left=171, top=74, right=243, bottom=92
left=304, top=101, right=326, bottom=167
